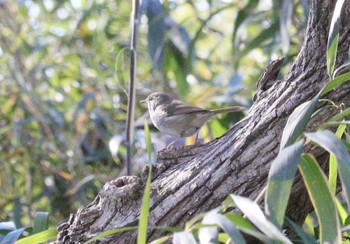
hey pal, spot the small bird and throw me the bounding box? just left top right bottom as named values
left=141, top=92, right=244, bottom=147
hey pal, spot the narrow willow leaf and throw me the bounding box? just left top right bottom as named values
left=16, top=229, right=57, bottom=244
left=2, top=228, right=26, bottom=244
left=230, top=195, right=292, bottom=243
left=329, top=124, right=346, bottom=193
left=336, top=198, right=348, bottom=224
left=137, top=121, right=154, bottom=244
left=0, top=222, right=16, bottom=232
left=149, top=235, right=171, bottom=244
left=86, top=227, right=138, bottom=243
left=218, top=233, right=230, bottom=243
left=305, top=130, right=350, bottom=211
left=225, top=213, right=269, bottom=242
left=280, top=96, right=319, bottom=150
left=328, top=107, right=350, bottom=123
left=320, top=71, right=350, bottom=96
left=326, top=0, right=346, bottom=78
left=173, top=232, right=197, bottom=244
left=198, top=210, right=218, bottom=244
left=114, top=47, right=128, bottom=86
left=333, top=60, right=350, bottom=77
left=144, top=119, right=152, bottom=163
left=299, top=154, right=341, bottom=243
left=199, top=211, right=246, bottom=244
left=280, top=71, right=350, bottom=151
left=265, top=140, right=304, bottom=229
left=184, top=213, right=205, bottom=231
left=285, top=218, right=317, bottom=244
left=32, top=212, right=49, bottom=234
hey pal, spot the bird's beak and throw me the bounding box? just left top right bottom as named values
left=140, top=99, right=146, bottom=103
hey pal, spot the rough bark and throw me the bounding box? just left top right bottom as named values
left=55, top=0, right=350, bottom=243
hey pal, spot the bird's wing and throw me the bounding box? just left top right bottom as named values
left=169, top=100, right=210, bottom=116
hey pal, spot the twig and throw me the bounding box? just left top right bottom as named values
left=125, top=0, right=140, bottom=175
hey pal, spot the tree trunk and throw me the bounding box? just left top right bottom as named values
left=55, top=0, right=350, bottom=243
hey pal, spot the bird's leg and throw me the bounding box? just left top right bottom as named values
left=194, top=131, right=199, bottom=144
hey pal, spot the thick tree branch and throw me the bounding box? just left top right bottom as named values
left=55, top=0, right=350, bottom=243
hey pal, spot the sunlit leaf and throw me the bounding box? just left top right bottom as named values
left=16, top=229, right=57, bottom=244
left=173, top=232, right=197, bottom=244
left=230, top=194, right=292, bottom=243
left=299, top=154, right=341, bottom=243
left=86, top=227, right=138, bottom=243
left=305, top=130, right=350, bottom=211
left=326, top=0, right=346, bottom=78
left=329, top=124, right=346, bottom=193
left=137, top=121, right=154, bottom=244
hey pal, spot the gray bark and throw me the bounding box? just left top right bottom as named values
left=56, top=0, right=350, bottom=243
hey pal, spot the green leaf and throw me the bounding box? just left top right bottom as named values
left=326, top=0, right=346, bottom=78
left=114, top=47, right=128, bottom=87
left=184, top=213, right=205, bottom=231
left=280, top=71, right=350, bottom=151
left=173, top=232, right=197, bottom=244
left=280, top=97, right=319, bottom=150
left=198, top=210, right=218, bottom=244
left=137, top=120, right=154, bottom=244
left=320, top=71, right=350, bottom=96
left=327, top=107, right=350, bottom=123
left=32, top=212, right=49, bottom=234
left=285, top=218, right=317, bottom=244
left=224, top=213, right=269, bottom=242
left=144, top=119, right=152, bottom=163
left=230, top=194, right=292, bottom=243
left=224, top=213, right=256, bottom=232
left=265, top=140, right=304, bottom=229
left=2, top=228, right=26, bottom=243
left=0, top=222, right=16, bottom=232
left=305, top=130, right=350, bottom=211
left=207, top=212, right=246, bottom=244
left=329, top=124, right=346, bottom=193
left=336, top=198, right=348, bottom=224
left=299, top=154, right=341, bottom=243
left=209, top=119, right=227, bottom=138
left=218, top=233, right=230, bottom=243
left=86, top=226, right=138, bottom=243
left=16, top=229, right=57, bottom=244
left=149, top=235, right=172, bottom=244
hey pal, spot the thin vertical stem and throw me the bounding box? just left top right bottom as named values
left=125, top=0, right=140, bottom=175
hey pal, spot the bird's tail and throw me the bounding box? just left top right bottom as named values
left=210, top=106, right=245, bottom=115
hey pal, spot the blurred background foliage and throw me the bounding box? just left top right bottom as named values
left=0, top=0, right=308, bottom=227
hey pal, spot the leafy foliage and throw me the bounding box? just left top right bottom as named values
left=2, top=0, right=350, bottom=243
left=0, top=212, right=57, bottom=243
left=0, top=0, right=306, bottom=227
left=88, top=0, right=350, bottom=242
